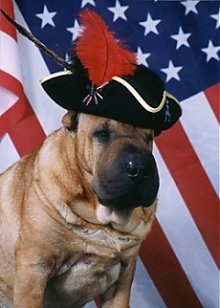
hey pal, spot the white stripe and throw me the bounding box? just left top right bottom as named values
left=14, top=4, right=65, bottom=135
left=0, top=134, right=19, bottom=173
left=0, top=30, right=22, bottom=81
left=0, top=86, right=18, bottom=116
left=180, top=92, right=219, bottom=196
left=79, top=267, right=166, bottom=308
left=154, top=145, right=219, bottom=307
left=130, top=258, right=165, bottom=307
left=84, top=301, right=97, bottom=308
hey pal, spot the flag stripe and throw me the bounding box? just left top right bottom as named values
left=84, top=301, right=97, bottom=308
left=0, top=133, right=20, bottom=171
left=180, top=90, right=219, bottom=195
left=8, top=102, right=46, bottom=156
left=0, top=0, right=16, bottom=39
left=204, top=83, right=220, bottom=123
left=155, top=144, right=219, bottom=306
left=155, top=123, right=219, bottom=267
left=0, top=86, right=18, bottom=116
left=0, top=0, right=46, bottom=157
left=0, top=71, right=26, bottom=136
left=131, top=258, right=165, bottom=307
left=139, top=220, right=202, bottom=307
left=0, top=30, right=22, bottom=81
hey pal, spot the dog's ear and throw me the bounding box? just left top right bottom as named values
left=62, top=111, right=79, bottom=131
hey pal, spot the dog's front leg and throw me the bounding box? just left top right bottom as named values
left=13, top=246, right=55, bottom=308
left=13, top=269, right=45, bottom=308
left=100, top=257, right=136, bottom=308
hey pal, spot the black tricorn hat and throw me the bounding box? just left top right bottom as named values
left=41, top=64, right=181, bottom=135
left=41, top=9, right=182, bottom=135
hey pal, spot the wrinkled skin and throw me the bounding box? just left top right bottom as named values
left=0, top=112, right=158, bottom=308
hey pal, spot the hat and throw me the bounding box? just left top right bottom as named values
left=41, top=9, right=182, bottom=135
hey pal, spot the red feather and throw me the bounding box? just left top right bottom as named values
left=75, top=9, right=137, bottom=87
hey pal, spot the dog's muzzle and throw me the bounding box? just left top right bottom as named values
left=92, top=143, right=159, bottom=210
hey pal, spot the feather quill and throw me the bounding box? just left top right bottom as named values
left=75, top=9, right=137, bottom=87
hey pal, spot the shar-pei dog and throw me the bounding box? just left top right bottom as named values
left=0, top=8, right=182, bottom=308
left=0, top=111, right=159, bottom=308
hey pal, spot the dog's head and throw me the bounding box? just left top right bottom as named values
left=63, top=111, right=159, bottom=212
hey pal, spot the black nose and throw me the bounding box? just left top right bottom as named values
left=124, top=147, right=152, bottom=180
left=92, top=142, right=159, bottom=209
left=126, top=160, right=146, bottom=178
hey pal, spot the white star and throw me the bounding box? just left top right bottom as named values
left=139, top=13, right=161, bottom=36
left=171, top=27, right=191, bottom=49
left=211, top=7, right=220, bottom=29
left=181, top=1, right=199, bottom=15
left=161, top=60, right=183, bottom=82
left=108, top=0, right=129, bottom=22
left=137, top=47, right=150, bottom=66
left=36, top=5, right=56, bottom=28
left=201, top=40, right=220, bottom=62
left=67, top=20, right=81, bottom=42
left=81, top=0, right=96, bottom=8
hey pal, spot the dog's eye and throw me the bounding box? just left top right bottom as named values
left=93, top=129, right=110, bottom=142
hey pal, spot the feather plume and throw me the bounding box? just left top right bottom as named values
left=75, top=9, right=137, bottom=87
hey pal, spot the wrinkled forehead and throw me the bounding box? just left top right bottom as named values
left=78, top=113, right=154, bottom=136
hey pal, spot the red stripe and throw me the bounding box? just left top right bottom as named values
left=0, top=74, right=45, bottom=156
left=204, top=83, right=220, bottom=122
left=0, top=0, right=46, bottom=156
left=0, top=71, right=26, bottom=136
left=0, top=74, right=46, bottom=155
left=8, top=102, right=46, bottom=156
left=94, top=297, right=100, bottom=307
left=140, top=220, right=202, bottom=307
left=155, top=122, right=219, bottom=267
left=0, top=99, right=26, bottom=137
left=0, top=0, right=17, bottom=40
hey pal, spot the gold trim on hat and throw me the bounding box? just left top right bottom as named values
left=40, top=71, right=182, bottom=114
left=40, top=70, right=73, bottom=84
left=113, top=76, right=167, bottom=113
left=166, top=91, right=182, bottom=110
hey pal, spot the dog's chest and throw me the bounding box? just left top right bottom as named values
left=42, top=207, right=143, bottom=307
left=44, top=253, right=121, bottom=308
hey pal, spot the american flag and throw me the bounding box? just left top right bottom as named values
left=0, top=0, right=219, bottom=307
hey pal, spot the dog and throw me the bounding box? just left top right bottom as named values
left=0, top=111, right=159, bottom=308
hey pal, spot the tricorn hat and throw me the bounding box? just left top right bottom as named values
left=41, top=9, right=182, bottom=135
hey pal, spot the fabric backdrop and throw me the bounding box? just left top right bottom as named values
left=0, top=0, right=219, bottom=307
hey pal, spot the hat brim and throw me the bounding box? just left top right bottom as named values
left=40, top=70, right=182, bottom=135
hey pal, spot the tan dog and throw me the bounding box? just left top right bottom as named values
left=0, top=111, right=159, bottom=308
